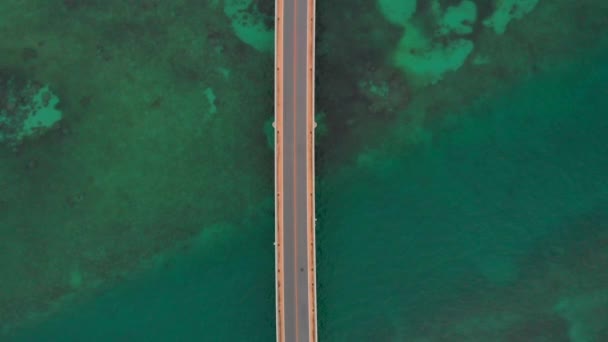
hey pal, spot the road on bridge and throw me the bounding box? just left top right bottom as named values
left=274, top=0, right=317, bottom=341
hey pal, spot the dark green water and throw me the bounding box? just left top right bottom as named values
left=10, top=209, right=278, bottom=341
left=3, top=0, right=608, bottom=341
left=11, top=43, right=608, bottom=342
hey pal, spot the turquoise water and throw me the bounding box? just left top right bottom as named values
left=10, top=210, right=277, bottom=341
left=317, top=51, right=608, bottom=340
left=3, top=0, right=608, bottom=341
left=10, top=46, right=608, bottom=342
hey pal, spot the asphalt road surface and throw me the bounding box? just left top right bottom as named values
left=275, top=0, right=316, bottom=341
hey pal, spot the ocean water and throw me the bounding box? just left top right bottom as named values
left=2, top=0, right=608, bottom=341
left=316, top=50, right=608, bottom=340
left=11, top=49, right=608, bottom=341
left=9, top=217, right=277, bottom=341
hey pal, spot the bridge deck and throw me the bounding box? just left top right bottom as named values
left=274, top=0, right=317, bottom=341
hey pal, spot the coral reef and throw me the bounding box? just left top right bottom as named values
left=483, top=0, right=540, bottom=34
left=376, top=0, right=541, bottom=85
left=0, top=75, right=62, bottom=147
left=224, top=0, right=274, bottom=52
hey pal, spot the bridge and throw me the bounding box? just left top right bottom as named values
left=274, top=0, right=317, bottom=341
